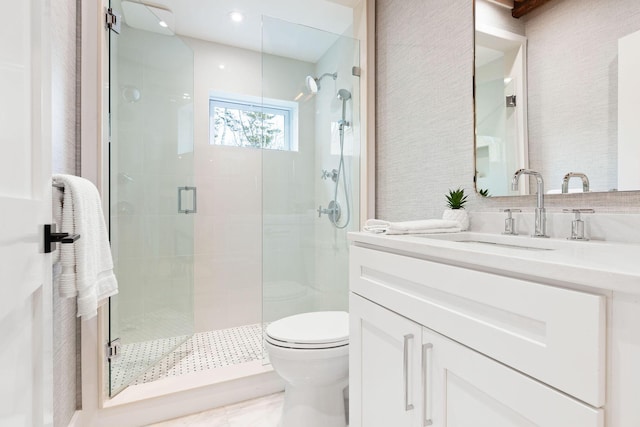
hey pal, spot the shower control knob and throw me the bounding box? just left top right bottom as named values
left=317, top=205, right=324, bottom=218
left=321, top=169, right=338, bottom=182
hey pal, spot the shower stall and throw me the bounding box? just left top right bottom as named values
left=107, top=0, right=360, bottom=397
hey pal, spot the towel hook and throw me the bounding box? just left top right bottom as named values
left=44, top=224, right=81, bottom=253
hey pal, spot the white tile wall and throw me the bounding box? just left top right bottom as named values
left=313, top=29, right=361, bottom=313
left=186, top=36, right=317, bottom=331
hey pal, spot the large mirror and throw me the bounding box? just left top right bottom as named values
left=474, top=0, right=640, bottom=197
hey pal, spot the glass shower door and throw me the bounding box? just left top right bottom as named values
left=261, top=17, right=361, bottom=338
left=108, top=0, right=195, bottom=396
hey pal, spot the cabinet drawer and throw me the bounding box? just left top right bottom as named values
left=350, top=245, right=606, bottom=407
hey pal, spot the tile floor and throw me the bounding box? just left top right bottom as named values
left=111, top=323, right=264, bottom=391
left=146, top=392, right=285, bottom=427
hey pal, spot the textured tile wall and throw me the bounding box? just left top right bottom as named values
left=375, top=0, right=640, bottom=221
left=375, top=0, right=475, bottom=221
left=51, top=0, right=80, bottom=425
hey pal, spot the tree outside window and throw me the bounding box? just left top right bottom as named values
left=209, top=96, right=296, bottom=151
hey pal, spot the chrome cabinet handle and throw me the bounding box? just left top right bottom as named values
left=403, top=334, right=414, bottom=411
left=422, top=343, right=433, bottom=426
left=178, top=186, right=197, bottom=214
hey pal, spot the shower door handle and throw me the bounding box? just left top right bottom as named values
left=178, top=186, right=197, bottom=214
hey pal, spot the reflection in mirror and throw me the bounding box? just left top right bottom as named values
left=475, top=24, right=527, bottom=196
left=474, top=0, right=640, bottom=197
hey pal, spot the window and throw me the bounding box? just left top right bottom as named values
left=209, top=93, right=298, bottom=151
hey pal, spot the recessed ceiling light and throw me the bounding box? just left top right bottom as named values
left=229, top=11, right=244, bottom=23
left=158, top=20, right=168, bottom=28
left=218, top=64, right=225, bottom=70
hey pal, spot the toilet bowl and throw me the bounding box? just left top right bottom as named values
left=265, top=311, right=349, bottom=427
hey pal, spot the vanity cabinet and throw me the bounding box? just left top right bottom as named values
left=349, top=243, right=606, bottom=427
left=350, top=294, right=603, bottom=427
left=349, top=294, right=423, bottom=427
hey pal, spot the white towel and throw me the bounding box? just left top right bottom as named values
left=364, top=219, right=462, bottom=235
left=362, top=219, right=389, bottom=233
left=53, top=174, right=118, bottom=319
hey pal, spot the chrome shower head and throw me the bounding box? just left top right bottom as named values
left=306, top=75, right=319, bottom=93
left=305, top=72, right=337, bottom=93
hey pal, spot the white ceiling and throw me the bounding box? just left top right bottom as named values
left=121, top=0, right=355, bottom=63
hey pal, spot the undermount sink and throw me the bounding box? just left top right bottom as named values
left=415, top=232, right=557, bottom=251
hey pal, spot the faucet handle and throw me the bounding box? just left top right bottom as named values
left=563, top=209, right=594, bottom=240
left=501, top=209, right=521, bottom=235
left=562, top=208, right=595, bottom=216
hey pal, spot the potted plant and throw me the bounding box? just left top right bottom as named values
left=443, top=187, right=469, bottom=230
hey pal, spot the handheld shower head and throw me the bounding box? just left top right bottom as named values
left=337, top=89, right=351, bottom=101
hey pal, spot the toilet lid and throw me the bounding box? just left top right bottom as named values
left=265, top=311, right=349, bottom=348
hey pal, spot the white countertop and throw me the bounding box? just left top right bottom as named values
left=349, top=231, right=640, bottom=295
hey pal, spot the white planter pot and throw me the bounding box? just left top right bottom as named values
left=443, top=208, right=469, bottom=231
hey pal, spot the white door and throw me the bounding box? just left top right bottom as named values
left=422, top=328, right=604, bottom=427
left=350, top=293, right=422, bottom=427
left=0, top=0, right=53, bottom=426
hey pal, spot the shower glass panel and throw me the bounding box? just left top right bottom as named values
left=261, top=17, right=361, bottom=348
left=108, top=0, right=195, bottom=396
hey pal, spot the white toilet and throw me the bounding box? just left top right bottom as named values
left=265, top=311, right=349, bottom=427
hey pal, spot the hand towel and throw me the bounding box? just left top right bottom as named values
left=52, top=186, right=64, bottom=264
left=362, top=219, right=389, bottom=234
left=53, top=174, right=118, bottom=319
left=364, top=219, right=462, bottom=235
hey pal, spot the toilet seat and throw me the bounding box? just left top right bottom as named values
left=265, top=311, right=349, bottom=350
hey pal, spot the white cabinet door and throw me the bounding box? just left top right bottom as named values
left=422, top=328, right=604, bottom=427
left=350, top=245, right=605, bottom=407
left=350, top=293, right=422, bottom=427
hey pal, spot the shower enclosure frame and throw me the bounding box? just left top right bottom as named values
left=71, top=0, right=374, bottom=425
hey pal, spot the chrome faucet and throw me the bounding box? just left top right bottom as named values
left=562, top=172, right=589, bottom=193
left=511, top=169, right=548, bottom=238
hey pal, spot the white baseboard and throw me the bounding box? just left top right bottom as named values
left=67, top=410, right=82, bottom=427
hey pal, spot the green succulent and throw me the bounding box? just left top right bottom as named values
left=478, top=188, right=490, bottom=197
left=445, top=187, right=468, bottom=210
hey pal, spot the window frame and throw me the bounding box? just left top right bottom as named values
left=208, top=92, right=299, bottom=151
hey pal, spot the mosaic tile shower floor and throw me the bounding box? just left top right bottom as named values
left=110, top=323, right=264, bottom=390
